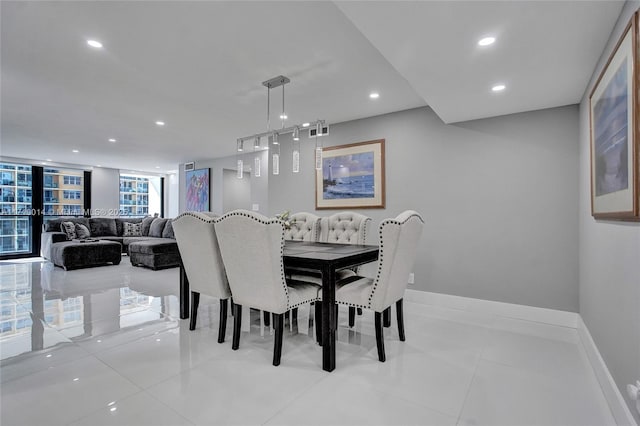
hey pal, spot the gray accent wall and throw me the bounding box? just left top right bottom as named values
left=270, top=105, right=580, bottom=312
left=579, top=1, right=640, bottom=422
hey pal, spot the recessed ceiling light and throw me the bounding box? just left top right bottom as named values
left=302, top=123, right=310, bottom=127
left=491, top=84, right=506, bottom=92
left=96, top=165, right=102, bottom=167
left=155, top=121, right=165, bottom=126
left=41, top=162, right=47, bottom=165
left=155, top=166, right=160, bottom=169
left=478, top=37, right=496, bottom=46
left=108, top=138, right=116, bottom=143
left=86, top=39, right=103, bottom=49
left=279, top=114, right=287, bottom=120
left=369, top=92, right=380, bottom=99
left=46, top=158, right=52, bottom=162
left=72, top=149, right=79, bottom=153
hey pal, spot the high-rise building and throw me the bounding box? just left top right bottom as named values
left=119, top=175, right=149, bottom=217
left=0, top=163, right=32, bottom=255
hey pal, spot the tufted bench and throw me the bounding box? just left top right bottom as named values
left=50, top=240, right=122, bottom=270
left=128, top=239, right=181, bottom=270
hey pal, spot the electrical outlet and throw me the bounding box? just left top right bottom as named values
left=252, top=204, right=259, bottom=211
left=408, top=273, right=415, bottom=284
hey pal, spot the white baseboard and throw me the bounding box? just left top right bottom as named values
left=578, top=316, right=637, bottom=426
left=404, top=289, right=578, bottom=328
left=402, top=289, right=636, bottom=426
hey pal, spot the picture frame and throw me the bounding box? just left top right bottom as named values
left=315, top=139, right=385, bottom=210
left=589, top=12, right=639, bottom=221
left=185, top=168, right=210, bottom=212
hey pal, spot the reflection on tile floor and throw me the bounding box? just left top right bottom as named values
left=0, top=258, right=615, bottom=425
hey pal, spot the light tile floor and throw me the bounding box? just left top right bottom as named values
left=0, top=258, right=615, bottom=426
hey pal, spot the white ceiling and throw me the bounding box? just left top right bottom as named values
left=0, top=1, right=624, bottom=174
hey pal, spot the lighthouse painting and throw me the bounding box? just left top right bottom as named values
left=316, top=139, right=385, bottom=209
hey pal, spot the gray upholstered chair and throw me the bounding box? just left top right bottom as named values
left=335, top=210, right=424, bottom=362
left=214, top=209, right=320, bottom=366
left=284, top=212, right=321, bottom=242
left=172, top=212, right=231, bottom=343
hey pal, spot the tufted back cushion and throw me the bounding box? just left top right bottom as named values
left=214, top=210, right=290, bottom=314
left=368, top=211, right=424, bottom=311
left=284, top=212, right=320, bottom=242
left=319, top=212, right=371, bottom=245
left=172, top=212, right=230, bottom=298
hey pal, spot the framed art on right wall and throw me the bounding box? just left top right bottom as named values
left=589, top=11, right=639, bottom=221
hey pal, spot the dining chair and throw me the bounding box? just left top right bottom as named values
left=291, top=211, right=372, bottom=330
left=335, top=210, right=424, bottom=362
left=323, top=211, right=373, bottom=325
left=172, top=212, right=231, bottom=343
left=284, top=212, right=321, bottom=241
left=318, top=211, right=371, bottom=245
left=214, top=209, right=320, bottom=366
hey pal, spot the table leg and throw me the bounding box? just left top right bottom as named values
left=321, top=264, right=336, bottom=372
left=180, top=263, right=189, bottom=319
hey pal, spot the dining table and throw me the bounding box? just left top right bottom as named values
left=179, top=240, right=379, bottom=372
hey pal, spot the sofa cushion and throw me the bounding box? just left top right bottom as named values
left=45, top=217, right=88, bottom=232
left=89, top=218, right=117, bottom=237
left=60, top=222, right=77, bottom=240
left=141, top=217, right=155, bottom=236
left=161, top=219, right=174, bottom=239
left=122, top=236, right=155, bottom=246
left=115, top=217, right=144, bottom=236
left=128, top=238, right=179, bottom=255
left=75, top=223, right=91, bottom=239
left=123, top=222, right=142, bottom=237
left=149, top=218, right=168, bottom=238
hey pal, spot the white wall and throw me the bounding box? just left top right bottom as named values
left=166, top=173, right=179, bottom=217
left=579, top=1, right=640, bottom=422
left=90, top=167, right=119, bottom=217
left=269, top=105, right=580, bottom=312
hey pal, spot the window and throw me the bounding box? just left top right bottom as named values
left=43, top=168, right=84, bottom=217
left=63, top=190, right=81, bottom=200
left=119, top=174, right=161, bottom=217
left=0, top=163, right=32, bottom=256
left=63, top=176, right=82, bottom=185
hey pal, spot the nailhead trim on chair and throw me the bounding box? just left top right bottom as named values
left=216, top=209, right=293, bottom=309
left=175, top=211, right=218, bottom=224
left=337, top=211, right=425, bottom=311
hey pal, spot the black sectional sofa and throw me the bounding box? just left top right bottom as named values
left=41, top=216, right=180, bottom=270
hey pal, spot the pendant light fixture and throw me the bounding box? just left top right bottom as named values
left=254, top=136, right=261, bottom=178
left=235, top=75, right=326, bottom=178
left=236, top=139, right=244, bottom=179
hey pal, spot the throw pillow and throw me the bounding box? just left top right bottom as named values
left=75, top=223, right=91, bottom=239
left=88, top=218, right=117, bottom=237
left=123, top=222, right=142, bottom=237
left=60, top=222, right=77, bottom=240
left=162, top=220, right=174, bottom=239
left=141, top=216, right=155, bottom=236
left=149, top=218, right=168, bottom=238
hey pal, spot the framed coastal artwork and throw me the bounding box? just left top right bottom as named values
left=589, top=11, right=639, bottom=221
left=185, top=168, right=210, bottom=212
left=315, top=139, right=385, bottom=210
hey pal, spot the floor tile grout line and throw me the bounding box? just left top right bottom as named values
left=455, top=338, right=486, bottom=426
